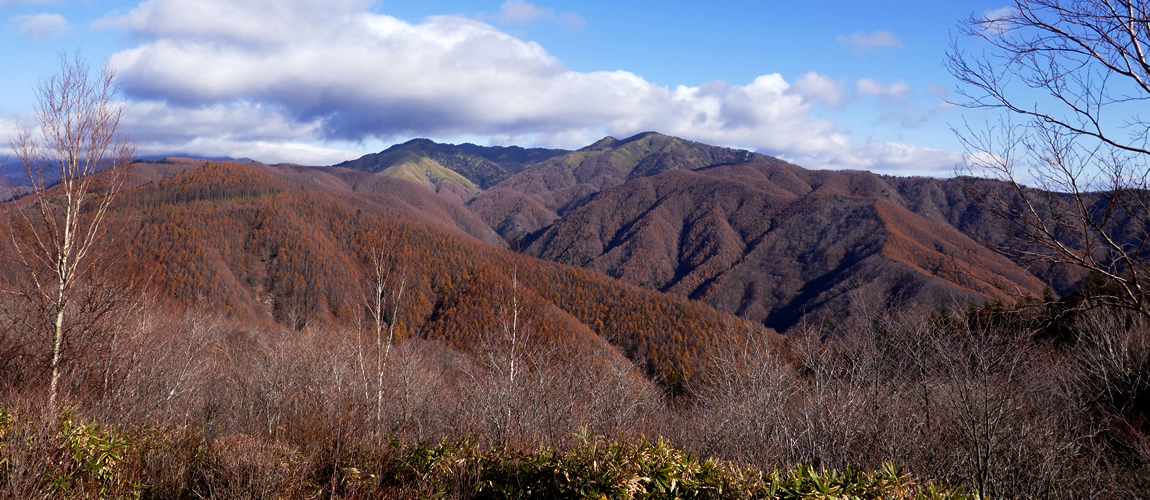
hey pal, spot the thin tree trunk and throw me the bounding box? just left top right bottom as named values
left=49, top=304, right=66, bottom=409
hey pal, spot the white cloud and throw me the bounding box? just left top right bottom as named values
left=964, top=150, right=1008, bottom=171
left=878, top=102, right=955, bottom=128
left=120, top=100, right=325, bottom=144
left=12, top=12, right=69, bottom=40
left=856, top=78, right=911, bottom=99
left=94, top=0, right=373, bottom=45
left=490, top=129, right=601, bottom=150
left=134, top=136, right=361, bottom=165
left=785, top=72, right=845, bottom=108
left=99, top=0, right=955, bottom=173
left=0, top=116, right=16, bottom=136
left=488, top=0, right=586, bottom=29
left=856, top=142, right=962, bottom=173
left=837, top=30, right=903, bottom=53
left=0, top=117, right=18, bottom=158
left=118, top=100, right=361, bottom=164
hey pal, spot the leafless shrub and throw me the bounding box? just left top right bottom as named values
left=194, top=433, right=308, bottom=499
left=2, top=265, right=1146, bottom=497
left=685, top=322, right=792, bottom=466
left=1061, top=308, right=1150, bottom=495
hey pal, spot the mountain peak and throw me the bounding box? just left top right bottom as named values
left=392, top=138, right=439, bottom=151
left=581, top=136, right=620, bottom=151
left=618, top=131, right=668, bottom=145
left=580, top=132, right=671, bottom=152
left=336, top=138, right=568, bottom=189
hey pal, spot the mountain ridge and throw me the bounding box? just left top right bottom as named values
left=520, top=158, right=1047, bottom=330
left=330, top=132, right=1062, bottom=331
left=125, top=132, right=1090, bottom=333
left=335, top=138, right=568, bottom=191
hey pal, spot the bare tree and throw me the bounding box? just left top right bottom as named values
left=949, top=0, right=1150, bottom=314
left=359, top=236, right=407, bottom=427
left=470, top=261, right=546, bottom=446
left=4, top=53, right=134, bottom=409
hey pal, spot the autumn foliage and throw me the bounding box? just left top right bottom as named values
left=89, top=160, right=750, bottom=385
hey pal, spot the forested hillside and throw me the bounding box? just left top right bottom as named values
left=87, top=160, right=753, bottom=384
left=524, top=159, right=1048, bottom=330
left=334, top=138, right=567, bottom=190
left=333, top=132, right=1098, bottom=331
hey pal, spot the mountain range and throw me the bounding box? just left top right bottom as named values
left=2, top=132, right=1087, bottom=383
left=328, top=132, right=1063, bottom=331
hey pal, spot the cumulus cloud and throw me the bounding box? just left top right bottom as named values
left=118, top=100, right=360, bottom=164
left=785, top=72, right=846, bottom=108
left=837, top=30, right=903, bottom=53
left=120, top=100, right=325, bottom=144
left=490, top=0, right=586, bottom=29
left=99, top=0, right=956, bottom=173
left=12, top=12, right=70, bottom=40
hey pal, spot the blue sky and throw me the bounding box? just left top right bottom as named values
left=0, top=0, right=1007, bottom=175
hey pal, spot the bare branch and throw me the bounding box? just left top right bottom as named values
left=952, top=1, right=1150, bottom=316
left=3, top=52, right=134, bottom=409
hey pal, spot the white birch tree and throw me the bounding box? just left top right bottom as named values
left=5, top=53, right=134, bottom=409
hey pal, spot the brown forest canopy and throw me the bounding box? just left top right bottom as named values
left=3, top=159, right=757, bottom=386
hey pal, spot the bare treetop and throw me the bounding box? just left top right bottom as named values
left=950, top=0, right=1150, bottom=161
left=950, top=0, right=1150, bottom=316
